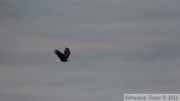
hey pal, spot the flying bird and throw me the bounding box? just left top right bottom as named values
left=54, top=47, right=71, bottom=62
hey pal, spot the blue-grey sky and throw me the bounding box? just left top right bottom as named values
left=1, top=0, right=180, bottom=101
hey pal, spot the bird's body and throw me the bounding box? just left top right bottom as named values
left=54, top=47, right=71, bottom=62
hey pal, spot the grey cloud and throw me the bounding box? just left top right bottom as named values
left=1, top=0, right=180, bottom=101
left=1, top=63, right=180, bottom=101
left=1, top=33, right=180, bottom=65
left=2, top=0, right=180, bottom=25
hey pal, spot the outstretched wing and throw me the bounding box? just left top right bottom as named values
left=54, top=49, right=66, bottom=60
left=64, top=47, right=71, bottom=59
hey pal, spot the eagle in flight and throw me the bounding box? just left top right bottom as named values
left=54, top=47, right=71, bottom=62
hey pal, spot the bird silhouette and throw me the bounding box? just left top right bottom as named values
left=54, top=47, right=71, bottom=62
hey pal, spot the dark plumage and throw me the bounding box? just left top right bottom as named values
left=54, top=47, right=71, bottom=62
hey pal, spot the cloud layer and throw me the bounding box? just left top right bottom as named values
left=1, top=0, right=180, bottom=101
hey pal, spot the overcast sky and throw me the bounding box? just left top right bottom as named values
left=1, top=0, right=180, bottom=101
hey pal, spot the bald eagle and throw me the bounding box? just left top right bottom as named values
left=54, top=47, right=71, bottom=62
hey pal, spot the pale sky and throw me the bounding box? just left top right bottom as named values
left=1, top=0, right=180, bottom=101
